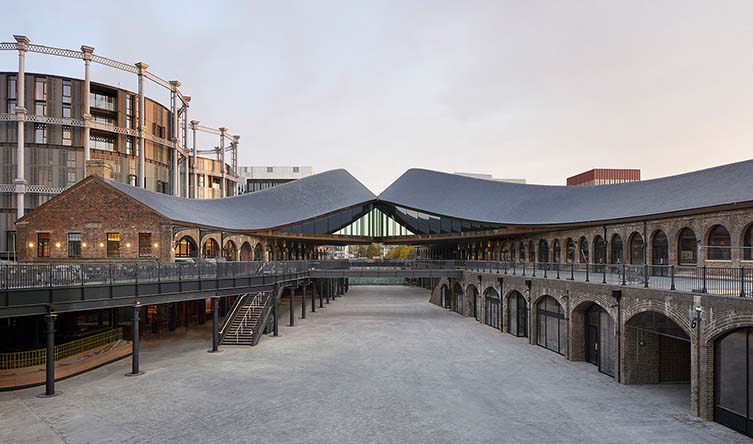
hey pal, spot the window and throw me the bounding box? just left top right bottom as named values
left=37, top=233, right=50, bottom=257
left=152, top=123, right=165, bottom=138
left=745, top=225, right=753, bottom=261
left=175, top=237, right=197, bottom=258
left=138, top=233, right=152, bottom=257
left=707, top=225, right=731, bottom=261
left=125, top=96, right=134, bottom=129
left=90, top=132, right=116, bottom=151
left=62, top=104, right=71, bottom=118
left=125, top=136, right=134, bottom=155
left=66, top=150, right=76, bottom=186
left=629, top=233, right=645, bottom=264
left=62, top=80, right=71, bottom=103
left=62, top=126, right=72, bottom=146
left=34, top=78, right=46, bottom=116
left=198, top=174, right=205, bottom=187
left=92, top=115, right=116, bottom=126
left=90, top=92, right=115, bottom=111
left=68, top=233, right=81, bottom=257
left=34, top=124, right=47, bottom=144
left=267, top=166, right=274, bottom=173
left=678, top=228, right=698, bottom=265
left=7, top=75, right=16, bottom=113
left=128, top=174, right=137, bottom=186
left=157, top=180, right=167, bottom=194
left=293, top=166, right=299, bottom=173
left=106, top=233, right=121, bottom=257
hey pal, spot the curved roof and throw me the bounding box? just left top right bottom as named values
left=377, top=159, right=753, bottom=226
left=106, top=169, right=376, bottom=231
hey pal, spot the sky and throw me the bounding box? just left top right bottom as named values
left=2, top=1, right=753, bottom=193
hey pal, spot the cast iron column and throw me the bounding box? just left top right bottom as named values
left=302, top=283, right=307, bottom=319
left=208, top=297, right=220, bottom=352
left=136, top=62, right=148, bottom=188
left=14, top=35, right=29, bottom=220
left=126, top=304, right=144, bottom=376
left=190, top=120, right=199, bottom=198
left=289, top=288, right=295, bottom=327
left=81, top=45, right=94, bottom=177
left=273, top=288, right=279, bottom=336
left=37, top=313, right=58, bottom=397
left=319, top=281, right=323, bottom=308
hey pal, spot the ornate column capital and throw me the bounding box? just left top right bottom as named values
left=13, top=35, right=29, bottom=51
left=135, top=61, right=149, bottom=73
left=81, top=45, right=94, bottom=60
left=190, top=120, right=200, bottom=129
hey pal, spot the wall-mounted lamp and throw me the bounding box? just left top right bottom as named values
left=82, top=242, right=87, bottom=248
left=99, top=242, right=104, bottom=248
left=153, top=243, right=159, bottom=248
left=126, top=243, right=131, bottom=248
left=55, top=242, right=61, bottom=248
left=28, top=242, right=34, bottom=248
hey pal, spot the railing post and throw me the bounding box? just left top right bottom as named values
left=532, top=261, right=536, bottom=277
left=602, top=262, right=606, bottom=284
left=670, top=265, right=675, bottom=291
left=37, top=313, right=58, bottom=398
left=556, top=262, right=560, bottom=279
left=741, top=266, right=746, bottom=298
left=702, top=265, right=707, bottom=293
left=512, top=261, right=516, bottom=275
left=522, top=261, right=526, bottom=276
left=126, top=304, right=143, bottom=376
left=543, top=262, right=547, bottom=278
left=643, top=264, right=648, bottom=288
left=570, top=262, right=574, bottom=281
left=622, top=263, right=626, bottom=286
left=585, top=262, right=589, bottom=282
left=209, top=297, right=220, bottom=353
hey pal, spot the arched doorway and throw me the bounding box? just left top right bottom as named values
left=678, top=228, right=698, bottom=265
left=254, top=243, right=264, bottom=261
left=744, top=224, right=753, bottom=261
left=629, top=232, right=645, bottom=264
left=536, top=296, right=567, bottom=355
left=553, top=239, right=561, bottom=263
left=651, top=230, right=669, bottom=276
left=453, top=283, right=463, bottom=315
left=539, top=239, right=549, bottom=263
left=566, top=238, right=575, bottom=263
left=610, top=234, right=623, bottom=264
left=508, top=291, right=528, bottom=338
left=519, top=242, right=526, bottom=263
left=707, top=225, right=731, bottom=261
left=593, top=235, right=606, bottom=272
left=467, top=285, right=480, bottom=321
left=174, top=236, right=197, bottom=258
left=623, top=311, right=690, bottom=384
left=440, top=284, right=450, bottom=309
left=223, top=240, right=237, bottom=261
left=202, top=238, right=219, bottom=258
left=583, top=303, right=616, bottom=377
left=484, top=287, right=500, bottom=330
left=579, top=237, right=589, bottom=263
left=239, top=242, right=252, bottom=261
left=715, top=327, right=753, bottom=437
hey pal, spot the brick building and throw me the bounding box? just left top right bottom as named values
left=567, top=168, right=641, bottom=186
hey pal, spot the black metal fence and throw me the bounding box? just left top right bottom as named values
left=464, top=260, right=753, bottom=297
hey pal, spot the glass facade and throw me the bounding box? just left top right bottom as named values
left=708, top=225, right=731, bottom=261
left=537, top=296, right=566, bottom=355
left=715, top=328, right=753, bottom=438
left=678, top=228, right=698, bottom=265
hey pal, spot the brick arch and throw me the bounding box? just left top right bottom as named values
left=482, top=285, right=500, bottom=298
left=623, top=304, right=692, bottom=339
left=741, top=221, right=753, bottom=259
left=569, top=298, right=616, bottom=362
left=703, top=316, right=753, bottom=344
left=174, top=234, right=199, bottom=258
left=465, top=283, right=480, bottom=318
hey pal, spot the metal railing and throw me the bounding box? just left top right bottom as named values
left=464, top=260, right=753, bottom=297
left=0, top=327, right=123, bottom=369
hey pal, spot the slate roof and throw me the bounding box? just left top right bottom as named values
left=377, top=159, right=753, bottom=226
left=104, top=169, right=376, bottom=231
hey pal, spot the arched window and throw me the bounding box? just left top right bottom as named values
left=539, top=239, right=549, bottom=263
left=528, top=241, right=535, bottom=262
left=745, top=224, right=753, bottom=261
left=610, top=234, right=623, bottom=264
left=629, top=233, right=645, bottom=265
left=579, top=237, right=589, bottom=263
left=223, top=240, right=237, bottom=261
left=566, top=238, right=575, bottom=263
left=707, top=225, right=731, bottom=261
left=240, top=242, right=252, bottom=261
left=174, top=236, right=197, bottom=258
left=651, top=230, right=668, bottom=276
left=677, top=228, right=697, bottom=265
left=483, top=288, right=500, bottom=329
left=202, top=238, right=219, bottom=258
left=593, top=235, right=606, bottom=264
left=254, top=243, right=264, bottom=261
left=553, top=240, right=561, bottom=263
left=537, top=296, right=567, bottom=355
left=519, top=242, right=526, bottom=262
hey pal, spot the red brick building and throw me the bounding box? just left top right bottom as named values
left=566, top=168, right=640, bottom=186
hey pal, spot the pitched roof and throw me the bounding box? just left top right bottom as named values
left=377, top=159, right=753, bottom=225
left=104, top=169, right=376, bottom=230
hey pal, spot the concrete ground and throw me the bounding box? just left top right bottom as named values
left=0, top=285, right=749, bottom=444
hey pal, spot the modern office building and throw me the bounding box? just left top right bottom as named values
left=237, top=165, right=313, bottom=194
left=567, top=168, right=641, bottom=186
left=0, top=35, right=240, bottom=257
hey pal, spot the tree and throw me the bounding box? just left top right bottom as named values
left=385, top=245, right=415, bottom=259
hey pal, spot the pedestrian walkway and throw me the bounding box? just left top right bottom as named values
left=0, top=286, right=748, bottom=443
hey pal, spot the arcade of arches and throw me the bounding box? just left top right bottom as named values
left=429, top=269, right=753, bottom=438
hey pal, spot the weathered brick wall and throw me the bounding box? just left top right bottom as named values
left=16, top=176, right=172, bottom=262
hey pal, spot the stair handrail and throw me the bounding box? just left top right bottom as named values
left=219, top=292, right=249, bottom=337
left=236, top=308, right=253, bottom=343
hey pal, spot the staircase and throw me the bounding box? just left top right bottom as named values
left=220, top=292, right=273, bottom=346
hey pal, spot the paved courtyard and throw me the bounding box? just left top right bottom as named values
left=1, top=285, right=750, bottom=443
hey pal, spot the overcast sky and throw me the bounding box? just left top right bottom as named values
left=2, top=1, right=752, bottom=193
